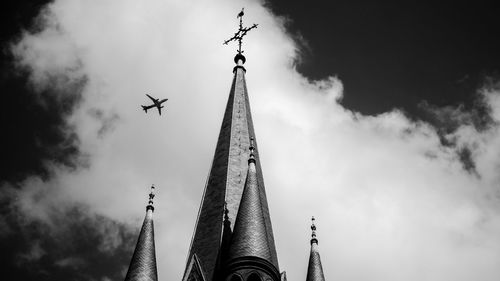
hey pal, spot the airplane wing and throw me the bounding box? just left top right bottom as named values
left=146, top=94, right=158, bottom=103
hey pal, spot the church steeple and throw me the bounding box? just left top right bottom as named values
left=183, top=10, right=278, bottom=281
left=306, top=217, right=325, bottom=281
left=124, top=186, right=158, bottom=281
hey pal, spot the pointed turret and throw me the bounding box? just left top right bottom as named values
left=183, top=13, right=278, bottom=281
left=124, top=186, right=158, bottom=281
left=306, top=217, right=326, bottom=281
left=219, top=202, right=233, bottom=265
left=222, top=140, right=280, bottom=281
left=227, top=139, right=276, bottom=263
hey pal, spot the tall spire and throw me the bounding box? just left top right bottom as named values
left=306, top=217, right=326, bottom=281
left=124, top=186, right=158, bottom=281
left=183, top=9, right=277, bottom=281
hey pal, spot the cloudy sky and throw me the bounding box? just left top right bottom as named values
left=1, top=1, right=500, bottom=281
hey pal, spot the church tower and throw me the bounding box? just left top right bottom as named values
left=124, top=186, right=158, bottom=281
left=182, top=9, right=280, bottom=281
left=306, top=217, right=326, bottom=281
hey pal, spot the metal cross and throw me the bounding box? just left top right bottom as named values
left=223, top=8, right=258, bottom=54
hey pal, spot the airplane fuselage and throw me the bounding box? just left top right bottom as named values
left=142, top=95, right=168, bottom=115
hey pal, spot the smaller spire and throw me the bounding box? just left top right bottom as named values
left=220, top=202, right=233, bottom=265
left=124, top=186, right=158, bottom=281
left=147, top=185, right=155, bottom=211
left=226, top=141, right=276, bottom=267
left=310, top=216, right=318, bottom=245
left=224, top=201, right=230, bottom=222
left=306, top=217, right=325, bottom=281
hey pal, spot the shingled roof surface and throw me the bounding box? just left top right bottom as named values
left=228, top=156, right=275, bottom=264
left=306, top=243, right=325, bottom=281
left=124, top=210, right=158, bottom=281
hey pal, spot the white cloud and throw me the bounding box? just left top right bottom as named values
left=7, top=0, right=500, bottom=281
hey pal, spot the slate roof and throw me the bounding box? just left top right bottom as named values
left=306, top=237, right=325, bottom=281
left=227, top=153, right=275, bottom=264
left=124, top=209, right=158, bottom=281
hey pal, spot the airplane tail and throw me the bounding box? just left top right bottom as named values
left=141, top=105, right=148, bottom=112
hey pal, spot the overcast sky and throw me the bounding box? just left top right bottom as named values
left=1, top=1, right=500, bottom=281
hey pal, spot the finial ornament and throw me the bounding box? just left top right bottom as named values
left=147, top=185, right=155, bottom=211
left=311, top=216, right=318, bottom=244
left=224, top=201, right=229, bottom=221
left=223, top=8, right=258, bottom=57
left=248, top=137, right=256, bottom=163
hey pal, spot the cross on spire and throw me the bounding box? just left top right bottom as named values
left=223, top=8, right=258, bottom=55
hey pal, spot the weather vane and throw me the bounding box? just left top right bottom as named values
left=223, top=8, right=258, bottom=54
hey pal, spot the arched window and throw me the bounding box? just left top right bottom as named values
left=229, top=274, right=243, bottom=281
left=247, top=272, right=262, bottom=281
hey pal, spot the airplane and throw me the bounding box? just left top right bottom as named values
left=141, top=94, right=168, bottom=115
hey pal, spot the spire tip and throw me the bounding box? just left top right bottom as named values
left=248, top=137, right=256, bottom=163
left=310, top=216, right=318, bottom=244
left=224, top=201, right=229, bottom=221
left=147, top=185, right=155, bottom=211
left=224, top=8, right=258, bottom=64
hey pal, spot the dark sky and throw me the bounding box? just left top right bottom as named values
left=0, top=1, right=118, bottom=280
left=267, top=0, right=500, bottom=116
left=0, top=1, right=499, bottom=280
left=1, top=0, right=73, bottom=182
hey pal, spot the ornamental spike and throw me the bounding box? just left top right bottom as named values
left=147, top=185, right=155, bottom=211
left=311, top=216, right=318, bottom=245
